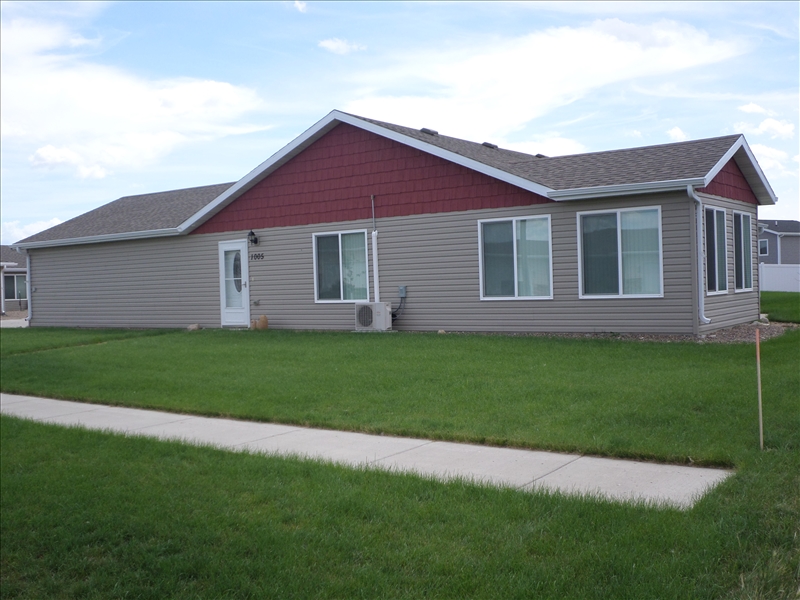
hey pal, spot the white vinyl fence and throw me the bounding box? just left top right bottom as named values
left=759, top=263, right=800, bottom=292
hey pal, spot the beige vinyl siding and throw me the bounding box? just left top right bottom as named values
left=29, top=234, right=234, bottom=328
left=698, top=193, right=760, bottom=334
left=29, top=191, right=707, bottom=333
left=247, top=191, right=696, bottom=334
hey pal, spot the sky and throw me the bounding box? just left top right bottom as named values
left=1, top=1, right=798, bottom=244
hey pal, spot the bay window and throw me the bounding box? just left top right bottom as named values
left=733, top=212, right=753, bottom=291
left=705, top=207, right=727, bottom=293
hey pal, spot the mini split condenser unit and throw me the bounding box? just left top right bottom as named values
left=354, top=302, right=392, bottom=331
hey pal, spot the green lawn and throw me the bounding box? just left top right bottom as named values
left=2, top=416, right=797, bottom=599
left=762, top=291, right=800, bottom=323
left=1, top=328, right=798, bottom=466
left=1, top=327, right=798, bottom=598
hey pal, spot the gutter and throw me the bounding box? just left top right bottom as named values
left=688, top=185, right=711, bottom=325
left=13, top=227, right=181, bottom=251
left=548, top=178, right=706, bottom=201
left=26, top=253, right=32, bottom=323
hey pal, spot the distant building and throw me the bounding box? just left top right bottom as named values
left=1, top=245, right=27, bottom=314
left=758, top=220, right=800, bottom=265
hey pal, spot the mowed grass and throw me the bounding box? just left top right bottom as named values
left=0, top=326, right=169, bottom=358
left=1, top=328, right=798, bottom=466
left=762, top=291, right=800, bottom=323
left=2, top=416, right=798, bottom=600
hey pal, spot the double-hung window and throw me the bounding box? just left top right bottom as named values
left=479, top=215, right=552, bottom=299
left=733, top=212, right=753, bottom=291
left=705, top=207, right=727, bottom=294
left=314, top=231, right=369, bottom=302
left=578, top=207, right=663, bottom=297
left=758, top=239, right=768, bottom=257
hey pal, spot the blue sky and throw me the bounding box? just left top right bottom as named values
left=1, top=1, right=797, bottom=244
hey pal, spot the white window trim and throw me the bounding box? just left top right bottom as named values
left=733, top=210, right=754, bottom=293
left=576, top=206, right=664, bottom=299
left=705, top=207, right=728, bottom=296
left=478, top=215, right=553, bottom=301
left=4, top=274, right=27, bottom=301
left=313, top=229, right=370, bottom=303
left=758, top=238, right=769, bottom=256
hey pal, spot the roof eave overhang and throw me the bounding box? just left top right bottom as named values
left=178, top=110, right=556, bottom=233
left=547, top=178, right=706, bottom=201
left=14, top=228, right=181, bottom=250
left=705, top=136, right=777, bottom=206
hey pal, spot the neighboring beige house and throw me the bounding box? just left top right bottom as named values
left=1, top=245, right=27, bottom=314
left=758, top=220, right=800, bottom=293
left=14, top=110, right=778, bottom=334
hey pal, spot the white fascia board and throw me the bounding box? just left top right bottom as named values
left=13, top=228, right=180, bottom=250
left=177, top=110, right=556, bottom=233
left=177, top=112, right=345, bottom=233
left=547, top=178, right=705, bottom=201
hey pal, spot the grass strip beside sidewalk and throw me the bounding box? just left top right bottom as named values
left=2, top=416, right=797, bottom=600
left=1, top=328, right=798, bottom=466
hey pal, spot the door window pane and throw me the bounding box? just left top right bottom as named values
left=224, top=250, right=243, bottom=308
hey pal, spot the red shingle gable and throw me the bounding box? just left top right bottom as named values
left=192, top=123, right=552, bottom=234
left=698, top=159, right=758, bottom=204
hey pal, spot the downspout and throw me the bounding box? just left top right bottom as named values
left=688, top=185, right=711, bottom=325
left=371, top=195, right=380, bottom=303
left=26, top=252, right=32, bottom=323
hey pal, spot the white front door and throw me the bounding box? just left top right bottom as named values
left=218, top=240, right=250, bottom=327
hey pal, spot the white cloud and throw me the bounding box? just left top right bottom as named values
left=293, top=1, right=307, bottom=13
left=666, top=127, right=688, bottom=141
left=345, top=19, right=743, bottom=144
left=1, top=218, right=63, bottom=245
left=750, top=144, right=795, bottom=178
left=738, top=102, right=772, bottom=115
left=318, top=38, right=366, bottom=55
left=1, top=16, right=269, bottom=179
left=734, top=118, right=795, bottom=140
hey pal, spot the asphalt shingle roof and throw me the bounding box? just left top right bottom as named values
left=357, top=114, right=740, bottom=190
left=20, top=183, right=235, bottom=244
left=18, top=112, right=746, bottom=246
left=1, top=245, right=26, bottom=265
left=759, top=220, right=800, bottom=233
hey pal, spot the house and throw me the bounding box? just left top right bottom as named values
left=757, top=220, right=800, bottom=293
left=1, top=245, right=27, bottom=314
left=13, top=110, right=777, bottom=334
left=758, top=220, right=800, bottom=265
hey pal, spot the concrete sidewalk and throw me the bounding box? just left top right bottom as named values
left=0, top=393, right=732, bottom=509
left=0, top=318, right=28, bottom=328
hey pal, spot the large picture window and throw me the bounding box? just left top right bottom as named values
left=705, top=207, right=727, bottom=294
left=578, top=207, right=662, bottom=297
left=733, top=212, right=753, bottom=291
left=314, top=231, right=368, bottom=302
left=480, top=216, right=552, bottom=299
